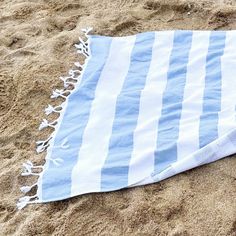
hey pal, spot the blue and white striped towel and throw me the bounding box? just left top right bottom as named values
left=18, top=29, right=236, bottom=208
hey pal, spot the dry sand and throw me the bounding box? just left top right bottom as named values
left=0, top=0, right=236, bottom=235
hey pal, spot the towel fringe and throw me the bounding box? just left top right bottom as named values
left=17, top=27, right=93, bottom=209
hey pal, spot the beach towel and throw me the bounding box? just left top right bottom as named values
left=18, top=28, right=236, bottom=209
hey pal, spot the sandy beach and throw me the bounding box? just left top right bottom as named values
left=0, top=0, right=236, bottom=235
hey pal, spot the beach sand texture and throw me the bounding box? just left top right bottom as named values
left=0, top=0, right=236, bottom=235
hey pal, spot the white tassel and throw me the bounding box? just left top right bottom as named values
left=45, top=104, right=62, bottom=115
left=51, top=89, right=63, bottom=98
left=20, top=183, right=37, bottom=193
left=36, top=137, right=51, bottom=146
left=17, top=201, right=28, bottom=210
left=74, top=62, right=83, bottom=69
left=20, top=186, right=32, bottom=193
left=21, top=172, right=40, bottom=176
left=39, top=119, right=57, bottom=131
left=69, top=69, right=76, bottom=77
left=60, top=76, right=70, bottom=88
left=45, top=104, right=55, bottom=115
left=21, top=172, right=30, bottom=176
left=51, top=89, right=67, bottom=99
left=17, top=195, right=38, bottom=210
left=51, top=89, right=61, bottom=98
left=23, top=161, right=43, bottom=171
left=22, top=161, right=43, bottom=176
left=19, top=196, right=31, bottom=203
left=26, top=160, right=33, bottom=166
left=75, top=43, right=84, bottom=51
left=36, top=143, right=48, bottom=153
left=69, top=70, right=79, bottom=80
left=39, top=119, right=49, bottom=130
left=22, top=161, right=33, bottom=172
left=81, top=27, right=93, bottom=37
left=36, top=137, right=51, bottom=153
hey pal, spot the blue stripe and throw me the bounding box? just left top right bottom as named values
left=41, top=36, right=112, bottom=201
left=199, top=31, right=226, bottom=148
left=101, top=32, right=155, bottom=191
left=154, top=31, right=193, bottom=174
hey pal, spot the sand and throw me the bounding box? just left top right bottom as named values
left=0, top=0, right=236, bottom=235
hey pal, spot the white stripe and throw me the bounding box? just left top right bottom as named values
left=177, top=31, right=210, bottom=160
left=218, top=31, right=236, bottom=137
left=71, top=36, right=136, bottom=195
left=128, top=31, right=174, bottom=186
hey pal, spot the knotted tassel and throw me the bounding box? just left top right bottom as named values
left=22, top=161, right=43, bottom=176
left=17, top=201, right=28, bottom=210
left=36, top=143, right=48, bottom=153
left=22, top=160, right=33, bottom=173
left=45, top=104, right=62, bottom=115
left=20, top=186, right=32, bottom=193
left=51, top=89, right=68, bottom=99
left=36, top=137, right=52, bottom=153
left=81, top=27, right=93, bottom=37
left=75, top=43, right=84, bottom=51
left=21, top=172, right=40, bottom=177
left=39, top=119, right=57, bottom=131
left=39, top=119, right=49, bottom=131
left=22, top=160, right=43, bottom=172
left=45, top=104, right=55, bottom=115
left=17, top=194, right=38, bottom=210
left=69, top=69, right=76, bottom=77
left=74, top=62, right=83, bottom=70
left=60, top=76, right=70, bottom=88
left=20, top=183, right=37, bottom=194
left=18, top=196, right=31, bottom=203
